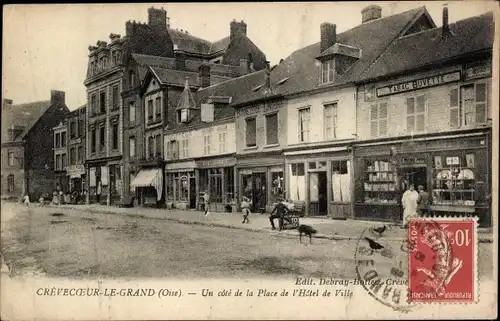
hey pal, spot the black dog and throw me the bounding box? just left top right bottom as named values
left=298, top=224, right=317, bottom=244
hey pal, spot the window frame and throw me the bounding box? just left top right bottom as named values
left=129, top=101, right=136, bottom=125
left=111, top=122, right=119, bottom=151
left=155, top=97, right=162, bottom=121
left=8, top=150, right=15, bottom=166
left=99, top=90, right=106, bottom=114
left=7, top=174, right=15, bottom=192
left=91, top=128, right=97, bottom=153
left=218, top=131, right=227, bottom=153
left=245, top=117, right=257, bottom=147
left=369, top=101, right=388, bottom=137
left=99, top=125, right=105, bottom=151
left=112, top=85, right=119, bottom=110
left=323, top=102, right=338, bottom=140
left=406, top=94, right=427, bottom=134
left=320, top=59, right=335, bottom=84
left=265, top=112, right=279, bottom=145
left=298, top=107, right=311, bottom=143
left=204, top=134, right=212, bottom=155
left=181, top=138, right=189, bottom=158
left=129, top=136, right=136, bottom=159
left=147, top=99, right=154, bottom=122
left=155, top=134, right=162, bottom=157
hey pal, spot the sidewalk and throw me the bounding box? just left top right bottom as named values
left=49, top=203, right=493, bottom=243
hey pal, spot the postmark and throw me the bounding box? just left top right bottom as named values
left=354, top=224, right=418, bottom=313
left=408, top=217, right=478, bottom=303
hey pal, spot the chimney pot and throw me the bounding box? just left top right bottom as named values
left=442, top=4, right=450, bottom=35
left=199, top=64, right=211, bottom=88
left=361, top=5, right=382, bottom=23
left=230, top=19, right=247, bottom=40
left=320, top=23, right=337, bottom=52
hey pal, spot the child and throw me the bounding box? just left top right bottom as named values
left=23, top=195, right=30, bottom=207
left=241, top=196, right=251, bottom=224
left=203, top=191, right=210, bottom=216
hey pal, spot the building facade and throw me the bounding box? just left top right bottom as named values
left=53, top=121, right=68, bottom=193
left=1, top=91, right=69, bottom=201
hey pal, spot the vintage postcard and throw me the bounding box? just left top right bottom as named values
left=1, top=2, right=498, bottom=320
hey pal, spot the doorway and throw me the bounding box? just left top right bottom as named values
left=400, top=166, right=427, bottom=191
left=252, top=172, right=267, bottom=213
left=309, top=171, right=328, bottom=216
left=189, top=177, right=196, bottom=209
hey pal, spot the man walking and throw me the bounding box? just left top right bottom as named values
left=417, top=185, right=430, bottom=216
left=269, top=198, right=288, bottom=230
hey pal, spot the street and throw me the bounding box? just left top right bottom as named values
left=0, top=202, right=494, bottom=280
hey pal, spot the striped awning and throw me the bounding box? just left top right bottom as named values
left=131, top=169, right=163, bottom=201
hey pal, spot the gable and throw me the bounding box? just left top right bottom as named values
left=146, top=77, right=161, bottom=94
left=402, top=11, right=436, bottom=37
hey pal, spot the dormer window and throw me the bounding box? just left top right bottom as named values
left=321, top=59, right=335, bottom=84
left=179, top=109, right=189, bottom=123
left=129, top=70, right=135, bottom=88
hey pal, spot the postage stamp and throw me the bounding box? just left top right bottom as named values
left=408, top=217, right=478, bottom=303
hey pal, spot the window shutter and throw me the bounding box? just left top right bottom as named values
left=475, top=83, right=487, bottom=124
left=379, top=103, right=388, bottom=136
left=449, top=88, right=459, bottom=128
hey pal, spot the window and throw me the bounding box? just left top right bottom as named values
left=370, top=102, right=388, bottom=137
left=70, top=148, right=76, bottom=165
left=78, top=119, right=84, bottom=137
left=155, top=97, right=162, bottom=120
left=320, top=59, right=334, bottom=84
left=324, top=103, right=338, bottom=140
left=129, top=172, right=136, bottom=193
left=270, top=171, right=284, bottom=203
left=61, top=132, right=66, bottom=147
left=112, top=85, right=119, bottom=110
left=91, top=129, right=96, bottom=153
left=112, top=123, right=119, bottom=150
left=7, top=175, right=14, bottom=192
left=55, top=133, right=61, bottom=148
left=449, top=88, right=460, bottom=128
left=70, top=121, right=77, bottom=139
left=245, top=118, right=256, bottom=147
left=218, top=132, right=227, bottom=153
left=129, top=102, right=136, bottom=125
left=155, top=135, right=162, bottom=157
left=56, top=154, right=61, bottom=170
left=99, top=91, right=106, bottom=114
left=204, top=134, right=212, bottom=155
left=129, top=70, right=135, bottom=88
left=91, top=94, right=97, bottom=116
left=298, top=108, right=310, bottom=142
left=78, top=146, right=85, bottom=163
left=331, top=160, right=350, bottom=202
left=8, top=151, right=15, bottom=166
left=147, top=100, right=154, bottom=122
left=265, top=113, right=279, bottom=145
left=167, top=140, right=179, bottom=160
left=181, top=138, right=189, bottom=158
left=179, top=109, right=189, bottom=123
left=459, top=83, right=487, bottom=127
left=148, top=136, right=154, bottom=158
left=432, top=154, right=476, bottom=206
left=289, top=163, right=305, bottom=201
left=129, top=137, right=136, bottom=158
left=224, top=167, right=235, bottom=203
left=61, top=154, right=67, bottom=168
left=406, top=96, right=426, bottom=133
left=363, top=159, right=398, bottom=204
left=99, top=126, right=105, bottom=151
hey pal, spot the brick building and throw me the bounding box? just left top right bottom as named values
left=1, top=91, right=69, bottom=201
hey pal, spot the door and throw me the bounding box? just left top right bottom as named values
left=252, top=172, right=267, bottom=213
left=189, top=177, right=196, bottom=209
left=401, top=166, right=427, bottom=191
left=309, top=171, right=328, bottom=216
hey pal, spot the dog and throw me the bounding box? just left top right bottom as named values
left=298, top=224, right=317, bottom=244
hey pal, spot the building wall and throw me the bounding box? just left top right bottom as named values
left=1, top=144, right=25, bottom=199
left=357, top=62, right=492, bottom=140
left=164, top=121, right=236, bottom=160
left=286, top=86, right=357, bottom=146
left=234, top=100, right=286, bottom=155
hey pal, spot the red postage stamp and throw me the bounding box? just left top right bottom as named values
left=408, top=217, right=478, bottom=303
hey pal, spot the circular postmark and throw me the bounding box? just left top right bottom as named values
left=354, top=223, right=418, bottom=313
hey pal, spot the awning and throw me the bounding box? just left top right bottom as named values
left=131, top=169, right=163, bottom=201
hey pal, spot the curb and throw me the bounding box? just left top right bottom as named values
left=50, top=205, right=494, bottom=243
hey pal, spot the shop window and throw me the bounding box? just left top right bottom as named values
left=370, top=102, right=388, bottom=137
left=363, top=160, right=399, bottom=204
left=112, top=85, right=119, bottom=110
left=324, top=102, right=338, bottom=140
left=99, top=91, right=106, bottom=114
left=147, top=100, right=154, bottom=122
left=242, top=174, right=253, bottom=200
left=7, top=174, right=15, bottom=192
left=331, top=160, right=350, bottom=203
left=204, top=134, right=212, bottom=155
left=155, top=97, right=162, bottom=120
left=129, top=137, right=136, bottom=158
left=289, top=163, right=305, bottom=201
left=209, top=168, right=223, bottom=203
left=298, top=108, right=310, bottom=142
left=224, top=167, right=235, bottom=203
left=406, top=95, right=426, bottom=133
left=112, top=123, right=119, bottom=150
left=270, top=171, right=284, bottom=203
left=181, top=138, right=189, bottom=158
left=432, top=154, right=475, bottom=206
left=166, top=173, right=174, bottom=200
left=129, top=102, right=136, bottom=125
left=174, top=173, right=189, bottom=201
left=155, top=135, right=162, bottom=157
left=8, top=151, right=15, bottom=166
left=245, top=118, right=256, bottom=147
left=218, top=132, right=227, bottom=153
left=265, top=113, right=279, bottom=145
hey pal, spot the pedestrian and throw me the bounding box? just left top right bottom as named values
left=23, top=194, right=30, bottom=207
left=401, top=184, right=419, bottom=228
left=241, top=196, right=251, bottom=224
left=203, top=190, right=210, bottom=216
left=269, top=198, right=288, bottom=231
left=417, top=185, right=430, bottom=216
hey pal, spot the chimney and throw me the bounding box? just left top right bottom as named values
left=264, top=61, right=271, bottom=89
left=442, top=4, right=449, bottom=35
left=148, top=7, right=167, bottom=30
left=239, top=58, right=249, bottom=75
left=51, top=90, right=65, bottom=105
left=199, top=64, right=211, bottom=88
left=320, top=23, right=336, bottom=52
left=361, top=5, right=382, bottom=23
left=230, top=19, right=247, bottom=41
left=175, top=50, right=186, bottom=70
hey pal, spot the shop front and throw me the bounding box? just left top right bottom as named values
left=353, top=129, right=492, bottom=226
left=66, top=164, right=86, bottom=204
left=165, top=160, right=197, bottom=210
left=87, top=163, right=107, bottom=205
left=284, top=147, right=352, bottom=218
left=195, top=156, right=237, bottom=213
left=130, top=166, right=164, bottom=207
left=237, top=152, right=285, bottom=213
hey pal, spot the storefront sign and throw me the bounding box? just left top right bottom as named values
left=376, top=71, right=461, bottom=97
left=166, top=131, right=192, bottom=141
left=196, top=157, right=236, bottom=169
left=235, top=101, right=282, bottom=117
left=65, top=165, right=85, bottom=178
left=165, top=160, right=197, bottom=172
left=446, top=156, right=460, bottom=166
left=400, top=157, right=426, bottom=166
left=464, top=61, right=491, bottom=80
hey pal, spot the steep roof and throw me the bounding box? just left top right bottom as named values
left=194, top=7, right=426, bottom=107
left=209, top=36, right=231, bottom=54
left=358, top=12, right=495, bottom=82
left=168, top=28, right=212, bottom=54
left=149, top=66, right=232, bottom=88
left=176, top=78, right=198, bottom=110
left=2, top=100, right=53, bottom=142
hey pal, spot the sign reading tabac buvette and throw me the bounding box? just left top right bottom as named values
left=376, top=71, right=461, bottom=97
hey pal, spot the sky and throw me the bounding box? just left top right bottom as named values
left=2, top=1, right=496, bottom=109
